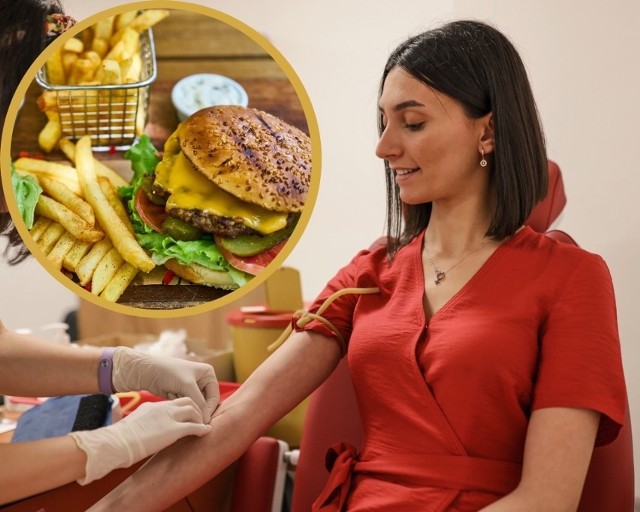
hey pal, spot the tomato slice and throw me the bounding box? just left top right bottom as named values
left=215, top=237, right=288, bottom=275
left=134, top=188, right=166, bottom=233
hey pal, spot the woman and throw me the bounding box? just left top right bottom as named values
left=0, top=1, right=219, bottom=506
left=94, top=20, right=626, bottom=511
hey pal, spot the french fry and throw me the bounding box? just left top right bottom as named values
left=91, top=247, right=124, bottom=295
left=110, top=9, right=169, bottom=46
left=61, top=52, right=78, bottom=78
left=38, top=176, right=95, bottom=226
left=47, top=231, right=77, bottom=269
left=118, top=28, right=140, bottom=60
left=135, top=102, right=145, bottom=136
left=115, top=11, right=138, bottom=31
left=70, top=54, right=101, bottom=89
left=58, top=138, right=128, bottom=188
left=29, top=217, right=53, bottom=242
left=100, top=262, right=138, bottom=302
left=46, top=48, right=66, bottom=85
left=45, top=110, right=60, bottom=123
left=105, top=40, right=125, bottom=62
left=76, top=136, right=154, bottom=272
left=98, top=177, right=133, bottom=234
left=38, top=120, right=62, bottom=153
left=81, top=51, right=102, bottom=71
left=63, top=37, right=84, bottom=54
left=76, top=239, right=113, bottom=286
left=120, top=54, right=142, bottom=83
left=81, top=26, right=94, bottom=50
left=99, top=59, right=122, bottom=85
left=62, top=239, right=92, bottom=272
left=35, top=195, right=103, bottom=243
left=93, top=17, right=115, bottom=41
left=37, top=222, right=66, bottom=254
left=13, top=158, right=81, bottom=195
left=126, top=10, right=170, bottom=34
left=68, top=58, right=97, bottom=85
left=37, top=90, right=58, bottom=113
left=91, top=37, right=109, bottom=59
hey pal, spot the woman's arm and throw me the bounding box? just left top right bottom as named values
left=88, top=329, right=342, bottom=511
left=0, top=321, right=102, bottom=396
left=481, top=407, right=600, bottom=512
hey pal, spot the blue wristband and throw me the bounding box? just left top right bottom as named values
left=98, top=347, right=116, bottom=395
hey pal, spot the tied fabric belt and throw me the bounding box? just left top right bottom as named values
left=312, top=442, right=522, bottom=511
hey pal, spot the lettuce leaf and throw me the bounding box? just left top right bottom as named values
left=136, top=232, right=251, bottom=287
left=136, top=233, right=227, bottom=270
left=11, top=163, right=42, bottom=229
left=123, top=134, right=160, bottom=189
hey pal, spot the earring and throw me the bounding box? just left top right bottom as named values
left=480, top=148, right=488, bottom=167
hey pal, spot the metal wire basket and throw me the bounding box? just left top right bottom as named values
left=35, top=29, right=157, bottom=151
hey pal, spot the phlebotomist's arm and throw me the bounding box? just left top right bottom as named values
left=0, top=320, right=102, bottom=397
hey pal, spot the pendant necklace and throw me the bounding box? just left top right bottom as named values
left=424, top=239, right=491, bottom=285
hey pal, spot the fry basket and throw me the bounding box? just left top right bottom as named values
left=35, top=29, right=157, bottom=151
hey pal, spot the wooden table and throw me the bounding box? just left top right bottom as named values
left=9, top=10, right=309, bottom=310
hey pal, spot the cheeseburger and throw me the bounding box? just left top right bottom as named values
left=122, top=105, right=311, bottom=290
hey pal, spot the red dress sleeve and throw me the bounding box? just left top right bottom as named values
left=533, top=252, right=626, bottom=445
left=292, top=246, right=381, bottom=350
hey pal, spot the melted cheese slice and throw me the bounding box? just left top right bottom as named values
left=154, top=131, right=287, bottom=235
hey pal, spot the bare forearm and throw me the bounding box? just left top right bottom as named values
left=481, top=408, right=599, bottom=512
left=0, top=321, right=102, bottom=396
left=87, top=403, right=250, bottom=511
left=89, top=331, right=341, bottom=511
left=0, top=437, right=86, bottom=504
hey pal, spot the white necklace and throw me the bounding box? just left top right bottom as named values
left=424, top=239, right=491, bottom=285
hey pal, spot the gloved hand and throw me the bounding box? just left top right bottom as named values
left=69, top=397, right=211, bottom=485
left=112, top=347, right=219, bottom=422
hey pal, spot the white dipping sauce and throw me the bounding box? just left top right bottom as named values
left=172, top=73, right=249, bottom=120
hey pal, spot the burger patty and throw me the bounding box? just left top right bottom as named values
left=168, top=208, right=257, bottom=238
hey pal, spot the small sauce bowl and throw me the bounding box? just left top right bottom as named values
left=171, top=73, right=249, bottom=121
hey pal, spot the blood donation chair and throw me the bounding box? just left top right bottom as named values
left=283, top=161, right=635, bottom=512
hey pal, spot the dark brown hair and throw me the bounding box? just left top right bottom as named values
left=0, top=0, right=65, bottom=264
left=0, top=0, right=65, bottom=126
left=380, top=20, right=548, bottom=256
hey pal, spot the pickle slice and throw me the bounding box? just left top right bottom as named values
left=162, top=216, right=203, bottom=241
left=217, top=220, right=296, bottom=257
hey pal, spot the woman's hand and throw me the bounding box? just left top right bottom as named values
left=69, top=397, right=212, bottom=485
left=112, top=347, right=219, bottom=422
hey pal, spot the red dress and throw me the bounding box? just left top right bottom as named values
left=296, top=226, right=627, bottom=511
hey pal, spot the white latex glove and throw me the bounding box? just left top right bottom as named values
left=112, top=346, right=219, bottom=422
left=69, top=397, right=211, bottom=485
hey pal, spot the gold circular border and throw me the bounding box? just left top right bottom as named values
left=0, top=0, right=321, bottom=319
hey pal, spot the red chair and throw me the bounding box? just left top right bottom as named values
left=231, top=437, right=289, bottom=512
left=289, top=161, right=635, bottom=512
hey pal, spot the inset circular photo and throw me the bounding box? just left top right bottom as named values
left=1, top=2, right=319, bottom=316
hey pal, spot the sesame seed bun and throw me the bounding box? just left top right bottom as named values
left=178, top=105, right=311, bottom=213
